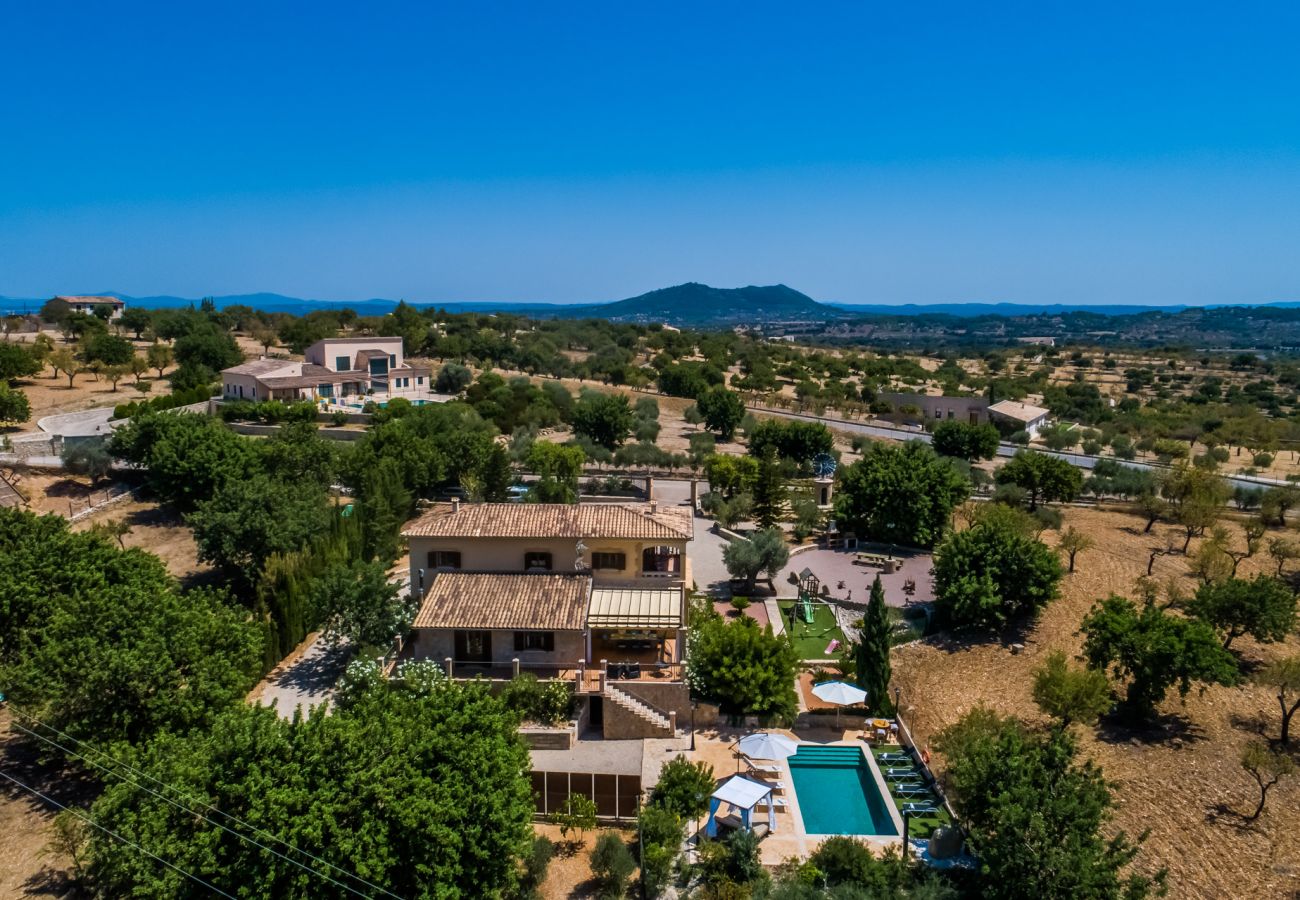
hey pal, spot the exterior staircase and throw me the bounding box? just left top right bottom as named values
left=603, top=683, right=677, bottom=738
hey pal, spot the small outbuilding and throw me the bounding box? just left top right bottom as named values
left=988, top=399, right=1051, bottom=437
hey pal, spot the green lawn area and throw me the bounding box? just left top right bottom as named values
left=776, top=599, right=847, bottom=659
left=868, top=744, right=953, bottom=839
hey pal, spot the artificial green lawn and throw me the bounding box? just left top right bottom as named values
left=776, top=599, right=848, bottom=660
left=869, top=744, right=954, bottom=839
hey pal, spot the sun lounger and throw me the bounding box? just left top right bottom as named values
left=745, top=761, right=783, bottom=775
left=892, top=787, right=930, bottom=798
left=878, top=752, right=912, bottom=764
left=756, top=797, right=789, bottom=809
left=901, top=802, right=939, bottom=815
left=885, top=768, right=923, bottom=779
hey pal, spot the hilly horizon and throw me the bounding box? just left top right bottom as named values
left=4, top=284, right=1300, bottom=324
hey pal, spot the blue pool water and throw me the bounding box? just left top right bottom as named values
left=788, top=745, right=899, bottom=836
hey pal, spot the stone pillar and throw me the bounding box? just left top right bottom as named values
left=690, top=479, right=699, bottom=509
left=646, top=475, right=655, bottom=501
left=669, top=711, right=677, bottom=733
left=512, top=657, right=520, bottom=677
left=599, top=658, right=609, bottom=691
left=444, top=656, right=454, bottom=678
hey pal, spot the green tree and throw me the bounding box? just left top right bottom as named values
left=995, top=450, right=1084, bottom=511
left=697, top=386, right=745, bottom=440
left=722, top=526, right=790, bottom=593
left=88, top=677, right=534, bottom=898
left=808, top=836, right=904, bottom=893
left=61, top=439, right=113, bottom=485
left=1081, top=595, right=1239, bottom=720
left=48, top=347, right=81, bottom=387
left=933, top=516, right=1062, bottom=629
left=118, top=306, right=153, bottom=339
left=145, top=341, right=174, bottom=378
left=309, top=558, right=405, bottom=651
left=1032, top=650, right=1112, bottom=727
left=751, top=448, right=788, bottom=529
left=650, top=755, right=716, bottom=819
left=187, top=475, right=332, bottom=578
left=0, top=508, right=261, bottom=746
left=572, top=390, right=635, bottom=450
left=173, top=324, right=242, bottom=372
left=1255, top=655, right=1300, bottom=746
left=637, top=805, right=683, bottom=899
left=703, top=453, right=758, bottom=499
left=835, top=441, right=969, bottom=548
left=855, top=576, right=893, bottom=715
left=936, top=710, right=1164, bottom=900
left=1239, top=742, right=1294, bottom=822
left=687, top=609, right=798, bottom=719
left=434, top=361, right=473, bottom=393
left=479, top=443, right=514, bottom=502
left=747, top=419, right=833, bottom=467
left=590, top=832, right=636, bottom=900
left=0, top=342, right=41, bottom=382
left=932, top=420, right=1000, bottom=461
left=0, top=382, right=32, bottom=424
left=356, top=456, right=413, bottom=562
left=1185, top=574, right=1297, bottom=650
left=527, top=440, right=585, bottom=503
left=109, top=410, right=259, bottom=511
left=82, top=331, right=134, bottom=365
left=1058, top=526, right=1095, bottom=573
left=551, top=792, right=598, bottom=845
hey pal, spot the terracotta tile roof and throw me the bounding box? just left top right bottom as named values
left=402, top=502, right=694, bottom=541
left=413, top=571, right=591, bottom=631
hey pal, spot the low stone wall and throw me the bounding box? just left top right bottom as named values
left=519, top=723, right=576, bottom=750
left=225, top=422, right=365, bottom=442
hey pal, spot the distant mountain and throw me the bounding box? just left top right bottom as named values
left=566, top=282, right=837, bottom=324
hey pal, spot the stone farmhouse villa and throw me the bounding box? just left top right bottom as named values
left=54, top=294, right=125, bottom=320
left=401, top=499, right=694, bottom=742
left=220, top=336, right=432, bottom=405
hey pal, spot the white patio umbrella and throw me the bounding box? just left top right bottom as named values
left=812, top=680, right=868, bottom=728
left=736, top=731, right=798, bottom=761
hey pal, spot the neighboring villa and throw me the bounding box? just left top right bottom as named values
left=400, top=499, right=694, bottom=741
left=220, top=336, right=432, bottom=406
left=988, top=399, right=1052, bottom=437
left=54, top=294, right=124, bottom=320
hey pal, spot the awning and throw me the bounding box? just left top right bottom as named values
left=587, top=587, right=682, bottom=630
left=711, top=775, right=773, bottom=811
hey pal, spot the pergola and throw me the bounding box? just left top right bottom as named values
left=705, top=775, right=776, bottom=838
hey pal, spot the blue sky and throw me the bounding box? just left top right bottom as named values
left=2, top=1, right=1299, bottom=305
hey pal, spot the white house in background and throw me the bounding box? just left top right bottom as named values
left=988, top=399, right=1052, bottom=437
left=220, top=337, right=433, bottom=405
left=55, top=295, right=124, bottom=320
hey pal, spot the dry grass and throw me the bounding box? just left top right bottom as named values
left=893, top=505, right=1300, bottom=898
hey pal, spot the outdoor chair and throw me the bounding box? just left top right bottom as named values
left=878, top=752, right=912, bottom=764
left=901, top=802, right=939, bottom=815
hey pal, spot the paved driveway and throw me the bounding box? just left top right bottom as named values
left=258, top=636, right=352, bottom=719
left=653, top=478, right=734, bottom=596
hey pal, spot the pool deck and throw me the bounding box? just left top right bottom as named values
left=688, top=725, right=906, bottom=865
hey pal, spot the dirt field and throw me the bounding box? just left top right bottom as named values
left=0, top=712, right=85, bottom=899
left=893, top=505, right=1300, bottom=899
left=13, top=473, right=209, bottom=582
left=534, top=822, right=636, bottom=900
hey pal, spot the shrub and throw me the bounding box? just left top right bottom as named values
left=808, top=835, right=900, bottom=890
left=651, top=755, right=716, bottom=819
left=590, top=832, right=635, bottom=900
left=1254, top=451, right=1275, bottom=468
left=520, top=836, right=555, bottom=899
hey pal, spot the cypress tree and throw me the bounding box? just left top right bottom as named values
left=856, top=575, right=893, bottom=714
left=751, top=448, right=787, bottom=530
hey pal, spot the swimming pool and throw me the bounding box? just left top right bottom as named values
left=788, top=745, right=900, bottom=837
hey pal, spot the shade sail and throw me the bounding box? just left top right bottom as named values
left=711, top=775, right=774, bottom=810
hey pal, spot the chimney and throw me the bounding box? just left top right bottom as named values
left=649, top=500, right=658, bottom=515
left=451, top=497, right=460, bottom=513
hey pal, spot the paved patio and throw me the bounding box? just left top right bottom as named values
left=776, top=545, right=935, bottom=608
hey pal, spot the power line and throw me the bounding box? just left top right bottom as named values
left=7, top=708, right=404, bottom=900
left=0, top=768, right=239, bottom=900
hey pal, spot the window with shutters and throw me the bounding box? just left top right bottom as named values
left=514, top=631, right=555, bottom=652
left=524, top=551, right=553, bottom=571
left=427, top=550, right=462, bottom=570
left=591, top=552, right=626, bottom=571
